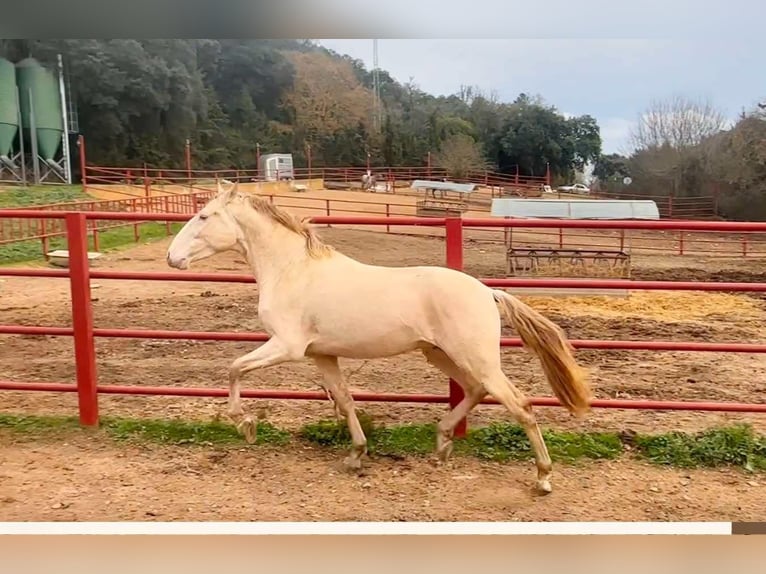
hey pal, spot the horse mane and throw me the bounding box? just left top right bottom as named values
left=247, top=195, right=333, bottom=259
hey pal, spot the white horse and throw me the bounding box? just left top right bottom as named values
left=165, top=181, right=591, bottom=494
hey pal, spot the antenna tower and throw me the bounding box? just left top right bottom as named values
left=372, top=39, right=382, bottom=132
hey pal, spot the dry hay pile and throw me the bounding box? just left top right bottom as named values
left=520, top=291, right=764, bottom=323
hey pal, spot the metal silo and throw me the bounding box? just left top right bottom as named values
left=16, top=57, right=63, bottom=161
left=0, top=57, right=19, bottom=158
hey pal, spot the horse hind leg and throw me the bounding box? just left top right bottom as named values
left=422, top=347, right=486, bottom=463
left=481, top=371, right=554, bottom=494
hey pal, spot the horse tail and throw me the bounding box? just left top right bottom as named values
left=492, top=289, right=591, bottom=417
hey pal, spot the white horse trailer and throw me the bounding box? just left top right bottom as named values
left=259, top=153, right=294, bottom=181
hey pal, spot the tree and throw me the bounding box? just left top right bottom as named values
left=622, top=95, right=728, bottom=198
left=702, top=112, right=766, bottom=220
left=629, top=95, right=728, bottom=152
left=279, top=50, right=372, bottom=164
left=435, top=133, right=488, bottom=179
left=567, top=115, right=602, bottom=171
left=593, top=153, right=630, bottom=186
left=497, top=99, right=601, bottom=181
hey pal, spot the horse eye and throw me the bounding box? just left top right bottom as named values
left=199, top=213, right=209, bottom=220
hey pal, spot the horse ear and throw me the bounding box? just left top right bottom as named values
left=222, top=187, right=237, bottom=203
left=216, top=179, right=239, bottom=203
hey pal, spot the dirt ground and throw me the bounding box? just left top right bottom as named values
left=2, top=218, right=766, bottom=521
left=1, top=433, right=764, bottom=521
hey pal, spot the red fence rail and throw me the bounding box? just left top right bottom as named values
left=2, top=189, right=761, bottom=261
left=1, top=211, right=766, bottom=436
left=83, top=164, right=550, bottom=189
left=0, top=191, right=216, bottom=256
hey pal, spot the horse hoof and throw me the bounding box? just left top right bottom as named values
left=343, top=456, right=363, bottom=473
left=536, top=479, right=553, bottom=495
left=436, top=441, right=454, bottom=463
left=238, top=418, right=258, bottom=444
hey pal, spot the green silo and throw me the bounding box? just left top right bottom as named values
left=0, top=57, right=19, bottom=157
left=16, top=57, right=63, bottom=160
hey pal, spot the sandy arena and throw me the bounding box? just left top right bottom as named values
left=2, top=194, right=766, bottom=521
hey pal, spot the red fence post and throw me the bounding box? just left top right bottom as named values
left=306, top=143, right=312, bottom=185
left=40, top=218, right=48, bottom=256
left=164, top=196, right=171, bottom=235
left=65, top=213, right=99, bottom=426
left=185, top=139, right=192, bottom=189
left=445, top=217, right=467, bottom=437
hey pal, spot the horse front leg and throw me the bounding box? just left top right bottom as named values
left=227, top=336, right=302, bottom=444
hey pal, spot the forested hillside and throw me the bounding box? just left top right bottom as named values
left=2, top=39, right=764, bottom=219
left=0, top=39, right=601, bottom=183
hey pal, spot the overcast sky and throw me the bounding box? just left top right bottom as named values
left=317, top=39, right=764, bottom=155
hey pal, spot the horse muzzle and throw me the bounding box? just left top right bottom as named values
left=166, top=252, right=189, bottom=270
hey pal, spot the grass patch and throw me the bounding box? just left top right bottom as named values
left=0, top=413, right=82, bottom=435
left=0, top=183, right=185, bottom=265
left=0, top=185, right=89, bottom=208
left=299, top=418, right=766, bottom=471
left=0, top=413, right=290, bottom=448
left=2, top=412, right=766, bottom=472
left=463, top=423, right=622, bottom=462
left=0, top=221, right=184, bottom=265
left=634, top=424, right=766, bottom=471
left=103, top=417, right=290, bottom=447
left=300, top=419, right=622, bottom=462
left=299, top=416, right=437, bottom=457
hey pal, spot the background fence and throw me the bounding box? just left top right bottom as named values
left=2, top=173, right=763, bottom=261
left=81, top=163, right=715, bottom=216
left=1, top=210, right=765, bottom=438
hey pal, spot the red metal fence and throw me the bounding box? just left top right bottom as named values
left=0, top=191, right=215, bottom=255
left=81, top=162, right=716, bottom=219
left=2, top=210, right=766, bottom=436
left=3, top=188, right=761, bottom=262
left=83, top=164, right=549, bottom=191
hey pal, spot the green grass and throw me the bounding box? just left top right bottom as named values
left=2, top=412, right=765, bottom=472
left=0, top=185, right=89, bottom=208
left=299, top=418, right=766, bottom=471
left=0, top=413, right=290, bottom=447
left=0, top=183, right=185, bottom=265
left=300, top=419, right=622, bottom=462
left=634, top=425, right=766, bottom=471
left=0, top=413, right=83, bottom=434
left=0, top=220, right=184, bottom=265
left=462, top=423, right=623, bottom=462
left=103, top=417, right=290, bottom=447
